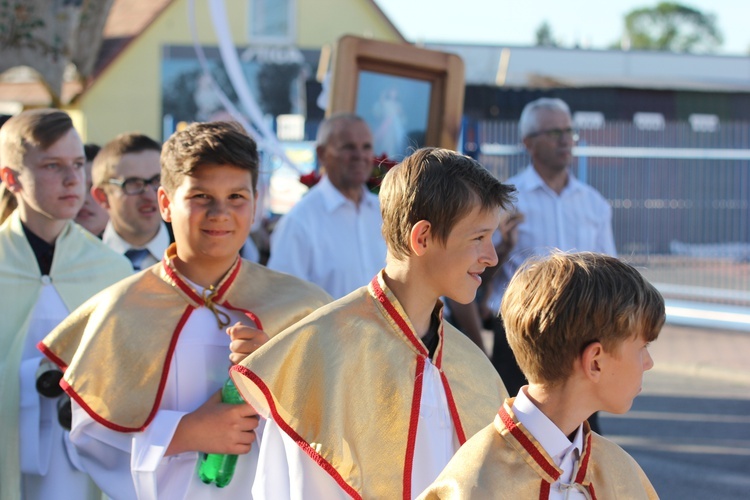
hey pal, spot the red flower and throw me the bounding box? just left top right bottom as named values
left=298, top=153, right=398, bottom=194
left=299, top=171, right=321, bottom=188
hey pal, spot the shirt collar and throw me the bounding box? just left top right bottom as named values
left=514, top=165, right=584, bottom=196
left=102, top=221, right=170, bottom=260
left=512, top=388, right=584, bottom=465
left=318, top=175, right=376, bottom=213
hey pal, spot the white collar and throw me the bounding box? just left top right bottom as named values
left=512, top=387, right=584, bottom=465
left=317, top=175, right=376, bottom=213
left=102, top=221, right=170, bottom=260
left=514, top=165, right=584, bottom=196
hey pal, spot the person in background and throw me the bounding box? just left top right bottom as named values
left=91, top=133, right=170, bottom=271
left=267, top=113, right=387, bottom=299
left=419, top=252, right=663, bottom=499
left=486, top=98, right=616, bottom=433
left=0, top=109, right=131, bottom=500
left=74, top=144, right=109, bottom=237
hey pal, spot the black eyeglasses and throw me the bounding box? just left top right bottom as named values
left=107, top=174, right=161, bottom=195
left=527, top=127, right=579, bottom=141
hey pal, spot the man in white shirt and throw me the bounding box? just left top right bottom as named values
left=267, top=114, right=387, bottom=299
left=91, top=133, right=171, bottom=271
left=489, top=98, right=616, bottom=431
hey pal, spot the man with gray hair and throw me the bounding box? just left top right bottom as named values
left=267, top=114, right=387, bottom=299
left=487, top=98, right=616, bottom=432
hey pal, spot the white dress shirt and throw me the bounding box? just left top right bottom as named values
left=102, top=221, right=171, bottom=271
left=513, top=388, right=586, bottom=500
left=267, top=175, right=387, bottom=299
left=491, top=165, right=616, bottom=308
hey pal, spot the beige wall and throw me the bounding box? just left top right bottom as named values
left=76, top=0, right=402, bottom=144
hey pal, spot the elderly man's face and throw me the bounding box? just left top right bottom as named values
left=317, top=120, right=374, bottom=199
left=523, top=109, right=575, bottom=172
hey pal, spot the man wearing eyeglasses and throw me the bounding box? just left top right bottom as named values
left=91, top=133, right=170, bottom=271
left=486, top=98, right=616, bottom=433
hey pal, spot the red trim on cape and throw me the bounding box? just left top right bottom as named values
left=161, top=254, right=241, bottom=306
left=439, top=370, right=467, bottom=444
left=37, top=341, right=68, bottom=371
left=402, top=356, right=425, bottom=500
left=62, top=305, right=195, bottom=433
left=499, top=406, right=560, bottom=480
left=230, top=364, right=362, bottom=500
left=222, top=303, right=262, bottom=330
left=539, top=479, right=551, bottom=499
left=575, top=431, right=592, bottom=484
left=369, top=276, right=428, bottom=357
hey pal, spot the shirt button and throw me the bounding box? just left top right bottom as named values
left=41, top=275, right=51, bottom=285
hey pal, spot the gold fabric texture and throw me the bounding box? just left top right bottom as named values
left=232, top=271, right=508, bottom=499
left=418, top=398, right=659, bottom=499
left=40, top=244, right=331, bottom=431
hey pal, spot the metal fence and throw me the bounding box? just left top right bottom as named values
left=476, top=120, right=750, bottom=323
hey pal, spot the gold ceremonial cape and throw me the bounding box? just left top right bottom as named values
left=40, top=244, right=331, bottom=432
left=418, top=398, right=659, bottom=500
left=231, top=271, right=508, bottom=500
left=0, top=211, right=132, bottom=500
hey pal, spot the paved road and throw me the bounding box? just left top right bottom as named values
left=600, top=324, right=750, bottom=499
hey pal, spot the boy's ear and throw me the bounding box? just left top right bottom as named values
left=157, top=186, right=172, bottom=222
left=409, top=220, right=432, bottom=257
left=580, top=341, right=604, bottom=383
left=90, top=186, right=110, bottom=209
left=0, top=167, right=21, bottom=193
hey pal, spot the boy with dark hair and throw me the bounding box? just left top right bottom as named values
left=39, top=121, right=331, bottom=498
left=231, top=147, right=515, bottom=499
left=0, top=109, right=131, bottom=500
left=91, top=132, right=167, bottom=270
left=419, top=252, right=664, bottom=499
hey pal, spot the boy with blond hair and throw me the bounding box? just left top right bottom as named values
left=230, top=147, right=515, bottom=499
left=419, top=252, right=664, bottom=499
left=0, top=109, right=132, bottom=500
left=39, top=121, right=331, bottom=499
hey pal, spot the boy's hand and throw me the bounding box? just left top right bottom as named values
left=496, top=211, right=525, bottom=258
left=227, top=322, right=269, bottom=365
left=166, top=389, right=260, bottom=456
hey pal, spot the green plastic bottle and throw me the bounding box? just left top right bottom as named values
left=197, top=378, right=244, bottom=487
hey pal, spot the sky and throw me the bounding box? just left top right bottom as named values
left=374, top=0, right=748, bottom=56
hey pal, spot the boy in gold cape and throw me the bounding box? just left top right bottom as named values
left=419, top=252, right=663, bottom=499
left=39, top=122, right=331, bottom=499
left=230, top=147, right=515, bottom=499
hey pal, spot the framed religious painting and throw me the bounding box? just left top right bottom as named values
left=326, top=35, right=465, bottom=160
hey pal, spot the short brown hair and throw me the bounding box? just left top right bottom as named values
left=379, top=147, right=515, bottom=260
left=160, top=121, right=259, bottom=195
left=501, top=252, right=665, bottom=386
left=92, top=133, right=161, bottom=187
left=0, top=109, right=74, bottom=170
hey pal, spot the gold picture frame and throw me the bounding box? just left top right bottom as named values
left=326, top=35, right=465, bottom=158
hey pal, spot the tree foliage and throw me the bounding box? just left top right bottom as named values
left=622, top=2, right=723, bottom=53
left=535, top=21, right=557, bottom=47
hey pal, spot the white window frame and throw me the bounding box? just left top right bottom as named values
left=248, top=0, right=296, bottom=45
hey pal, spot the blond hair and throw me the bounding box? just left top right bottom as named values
left=0, top=109, right=74, bottom=171
left=501, top=252, right=665, bottom=386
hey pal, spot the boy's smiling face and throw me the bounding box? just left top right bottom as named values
left=423, top=204, right=501, bottom=304
left=597, top=333, right=655, bottom=414
left=158, top=163, right=255, bottom=282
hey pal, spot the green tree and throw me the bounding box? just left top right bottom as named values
left=619, top=2, right=723, bottom=53
left=535, top=21, right=557, bottom=47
